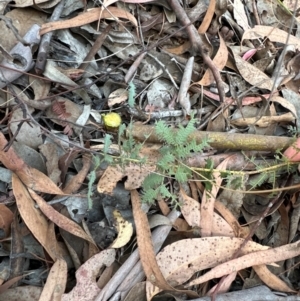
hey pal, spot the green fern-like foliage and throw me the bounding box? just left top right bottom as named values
left=103, top=134, right=113, bottom=163
left=119, top=121, right=143, bottom=161
left=141, top=114, right=210, bottom=205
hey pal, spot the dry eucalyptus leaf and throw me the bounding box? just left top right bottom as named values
left=233, top=0, right=250, bottom=30
left=40, top=7, right=137, bottom=35
left=186, top=240, right=300, bottom=287
left=10, top=108, right=43, bottom=150
left=180, top=188, right=234, bottom=236
left=148, top=214, right=171, bottom=228
left=0, top=8, right=46, bottom=60
left=43, top=61, right=91, bottom=104
left=242, top=26, right=300, bottom=50
left=29, top=189, right=96, bottom=245
left=149, top=237, right=269, bottom=289
left=110, top=210, right=133, bottom=249
left=232, top=51, right=274, bottom=90
left=97, top=163, right=156, bottom=194
left=13, top=141, right=47, bottom=174
left=271, top=95, right=297, bottom=118
left=200, top=157, right=230, bottom=237
left=131, top=190, right=175, bottom=293
left=108, top=88, right=129, bottom=107
left=197, top=34, right=228, bottom=86
left=38, top=258, right=67, bottom=301
left=197, top=0, right=215, bottom=34
left=62, top=249, right=116, bottom=301
left=46, top=97, right=83, bottom=134
left=12, top=174, right=60, bottom=261
left=253, top=265, right=296, bottom=293
left=39, top=143, right=61, bottom=184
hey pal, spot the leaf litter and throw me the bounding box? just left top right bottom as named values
left=1, top=0, right=300, bottom=301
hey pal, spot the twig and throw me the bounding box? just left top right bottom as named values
left=130, top=123, right=294, bottom=152
left=79, top=24, right=112, bottom=71
left=252, top=0, right=261, bottom=25
left=167, top=0, right=225, bottom=103
left=177, top=56, right=194, bottom=115
left=35, top=0, right=65, bottom=74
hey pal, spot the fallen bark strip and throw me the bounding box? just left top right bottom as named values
left=130, top=123, right=294, bottom=152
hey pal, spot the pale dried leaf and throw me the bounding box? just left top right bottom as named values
left=131, top=190, right=174, bottom=290
left=197, top=34, right=228, bottom=86
left=253, top=265, right=295, bottom=293
left=110, top=210, right=133, bottom=248
left=40, top=7, right=137, bottom=35
left=0, top=204, right=13, bottom=237
left=62, top=249, right=116, bottom=301
left=214, top=200, right=249, bottom=238
left=200, top=158, right=230, bottom=237
left=180, top=188, right=201, bottom=227
left=198, top=0, right=215, bottom=34
left=10, top=107, right=43, bottom=150
left=207, top=272, right=237, bottom=296
left=180, top=187, right=235, bottom=237
left=29, top=189, right=96, bottom=245
left=186, top=241, right=300, bottom=287
left=233, top=0, right=250, bottom=30
left=38, top=259, right=67, bottom=301
left=154, top=237, right=269, bottom=287
left=242, top=26, right=300, bottom=50
left=148, top=214, right=171, bottom=228
left=108, top=88, right=128, bottom=107
left=0, top=286, right=42, bottom=300
left=12, top=174, right=59, bottom=260
left=271, top=95, right=297, bottom=118
left=17, top=166, right=64, bottom=195
left=232, top=51, right=274, bottom=90
left=97, top=165, right=124, bottom=194
left=97, top=163, right=156, bottom=194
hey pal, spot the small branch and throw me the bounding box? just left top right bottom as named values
left=177, top=56, right=194, bottom=115
left=79, top=24, right=112, bottom=71
left=35, top=0, right=65, bottom=74
left=167, top=0, right=225, bottom=103
left=130, top=123, right=294, bottom=152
